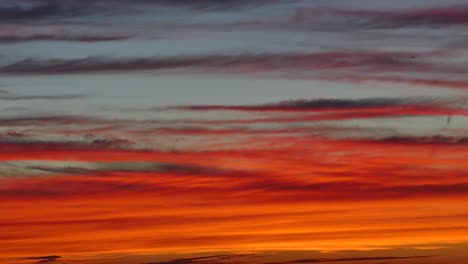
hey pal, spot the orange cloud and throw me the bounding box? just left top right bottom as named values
left=1, top=134, right=467, bottom=261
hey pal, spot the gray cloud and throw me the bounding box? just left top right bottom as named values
left=0, top=1, right=61, bottom=21
left=0, top=115, right=102, bottom=126
left=0, top=51, right=448, bottom=75
left=291, top=5, right=468, bottom=30
left=170, top=97, right=445, bottom=111
left=0, top=94, right=84, bottom=101
left=374, top=135, right=468, bottom=145
left=0, top=34, right=131, bottom=43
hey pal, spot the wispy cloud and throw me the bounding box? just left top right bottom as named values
left=165, top=97, right=468, bottom=124
left=292, top=5, right=468, bottom=29
left=0, top=92, right=84, bottom=101
left=23, top=255, right=61, bottom=264
left=0, top=51, right=445, bottom=74
left=1, top=51, right=465, bottom=90
left=0, top=1, right=61, bottom=22
left=144, top=254, right=248, bottom=264
left=265, top=255, right=433, bottom=264
left=0, top=34, right=131, bottom=43
left=1, top=0, right=468, bottom=262
left=0, top=115, right=102, bottom=126
left=371, top=135, right=468, bottom=145
left=169, top=97, right=449, bottom=111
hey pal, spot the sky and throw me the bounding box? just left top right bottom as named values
left=1, top=0, right=468, bottom=263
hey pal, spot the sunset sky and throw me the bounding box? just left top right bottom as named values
left=1, top=1, right=468, bottom=264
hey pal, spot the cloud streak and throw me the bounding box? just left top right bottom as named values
left=0, top=34, right=131, bottom=43
left=292, top=5, right=468, bottom=29
left=169, top=97, right=450, bottom=111
left=23, top=255, right=61, bottom=264
left=0, top=93, right=84, bottom=101
left=1, top=0, right=468, bottom=262
left=1, top=51, right=465, bottom=90
left=0, top=1, right=61, bottom=22
left=265, top=255, right=433, bottom=264
left=0, top=51, right=444, bottom=73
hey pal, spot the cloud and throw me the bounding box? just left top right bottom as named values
left=144, top=254, right=246, bottom=264
left=0, top=131, right=28, bottom=138
left=25, top=161, right=261, bottom=179
left=0, top=93, right=84, bottom=101
left=1, top=51, right=465, bottom=90
left=328, top=76, right=468, bottom=90
left=0, top=56, right=206, bottom=75
left=378, top=6, right=468, bottom=28
left=165, top=97, right=467, bottom=123
left=0, top=115, right=104, bottom=127
left=1, top=128, right=467, bottom=255
left=0, top=1, right=61, bottom=21
left=373, top=135, right=468, bottom=145
left=292, top=5, right=468, bottom=29
left=0, top=0, right=272, bottom=24
left=0, top=34, right=131, bottom=43
left=0, top=175, right=159, bottom=198
left=23, top=255, right=61, bottom=264
left=234, top=178, right=468, bottom=202
left=146, top=0, right=271, bottom=10
left=129, top=126, right=356, bottom=137
left=2, top=139, right=468, bottom=201
left=170, top=97, right=443, bottom=112
left=0, top=51, right=441, bottom=75
left=0, top=137, right=130, bottom=156
left=265, top=255, right=433, bottom=264
left=0, top=1, right=468, bottom=261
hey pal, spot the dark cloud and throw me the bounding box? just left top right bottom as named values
left=100, top=0, right=272, bottom=10
left=146, top=0, right=272, bottom=10
left=23, top=255, right=61, bottom=264
left=374, top=135, right=468, bottom=145
left=4, top=164, right=468, bottom=200
left=0, top=115, right=114, bottom=127
left=0, top=178, right=155, bottom=198
left=0, top=0, right=272, bottom=23
left=378, top=6, right=468, bottom=28
left=0, top=131, right=28, bottom=138
left=0, top=34, right=131, bottom=43
left=0, top=0, right=111, bottom=22
left=2, top=1, right=468, bottom=32
left=155, top=163, right=253, bottom=177
left=293, top=5, right=468, bottom=29
left=0, top=93, right=84, bottom=101
left=165, top=96, right=468, bottom=122
left=2, top=51, right=465, bottom=90
left=171, top=97, right=440, bottom=112
left=0, top=137, right=130, bottom=153
left=265, top=255, right=432, bottom=264
left=25, top=165, right=93, bottom=176
left=25, top=162, right=263, bottom=180
left=232, top=177, right=468, bottom=202
left=0, top=56, right=206, bottom=75
left=0, top=51, right=436, bottom=75
left=144, top=254, right=248, bottom=264
left=329, top=76, right=468, bottom=90
left=0, top=1, right=61, bottom=21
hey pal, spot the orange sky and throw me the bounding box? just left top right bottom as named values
left=1, top=135, right=467, bottom=264
left=2, top=1, right=468, bottom=263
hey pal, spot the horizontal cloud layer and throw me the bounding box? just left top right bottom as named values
left=1, top=1, right=468, bottom=263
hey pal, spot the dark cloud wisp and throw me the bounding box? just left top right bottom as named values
left=23, top=255, right=61, bottom=264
